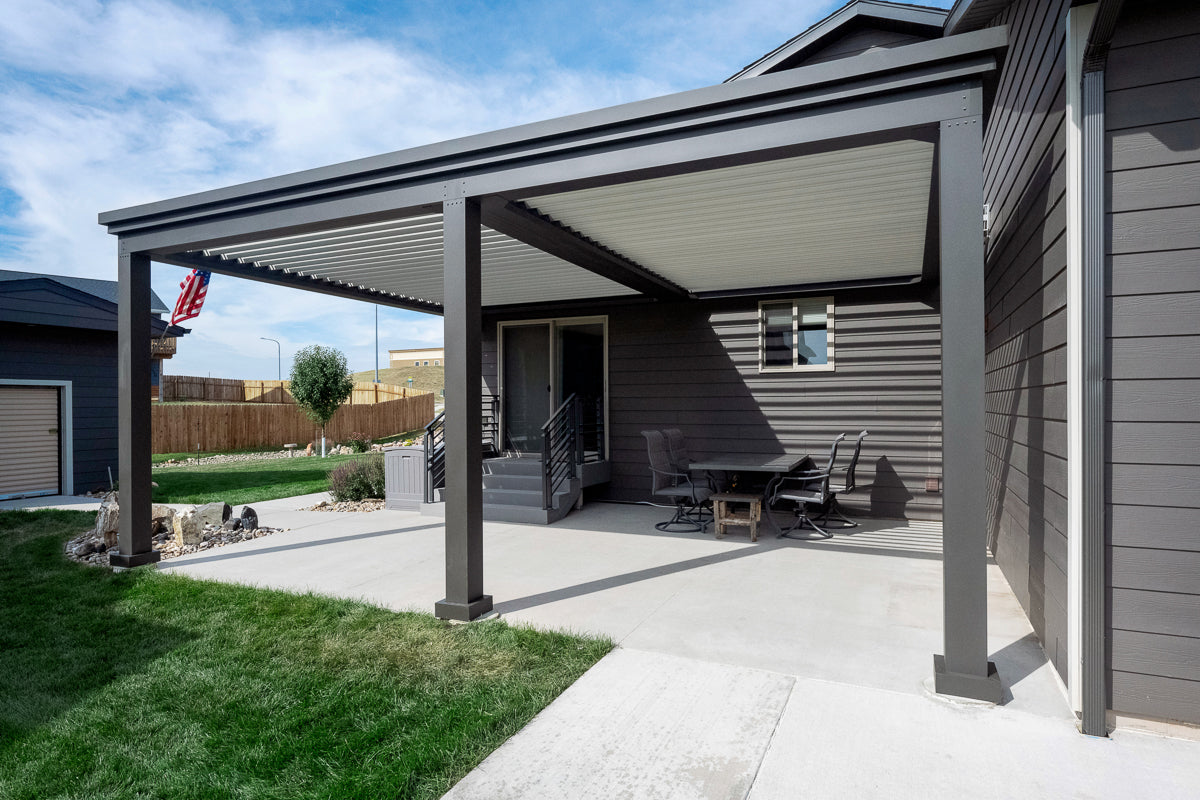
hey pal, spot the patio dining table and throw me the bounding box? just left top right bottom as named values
left=687, top=453, right=811, bottom=497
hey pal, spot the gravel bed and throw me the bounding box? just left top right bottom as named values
left=301, top=499, right=385, bottom=512
left=64, top=523, right=288, bottom=566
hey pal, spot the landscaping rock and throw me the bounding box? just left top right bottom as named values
left=151, top=504, right=176, bottom=533
left=222, top=517, right=242, bottom=531
left=95, top=501, right=120, bottom=549
left=239, top=506, right=258, bottom=530
left=172, top=508, right=204, bottom=546
left=195, top=502, right=231, bottom=527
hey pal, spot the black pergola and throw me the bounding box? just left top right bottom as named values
left=101, top=26, right=1007, bottom=702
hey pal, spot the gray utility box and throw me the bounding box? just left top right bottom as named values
left=384, top=446, right=425, bottom=511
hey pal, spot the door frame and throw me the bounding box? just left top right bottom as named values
left=496, top=315, right=609, bottom=458
left=0, top=378, right=74, bottom=497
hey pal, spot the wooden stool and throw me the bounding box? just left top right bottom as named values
left=711, top=492, right=762, bottom=542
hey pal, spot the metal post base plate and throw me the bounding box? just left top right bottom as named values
left=110, top=550, right=162, bottom=569
left=933, top=654, right=1002, bottom=704
left=435, top=595, right=494, bottom=622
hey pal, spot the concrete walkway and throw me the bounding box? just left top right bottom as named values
left=12, top=494, right=1198, bottom=797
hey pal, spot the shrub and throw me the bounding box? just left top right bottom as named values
left=345, top=432, right=371, bottom=453
left=328, top=454, right=386, bottom=502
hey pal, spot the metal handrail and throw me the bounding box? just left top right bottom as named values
left=540, top=393, right=579, bottom=509
left=423, top=394, right=500, bottom=504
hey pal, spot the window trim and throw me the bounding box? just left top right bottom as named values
left=758, top=296, right=835, bottom=373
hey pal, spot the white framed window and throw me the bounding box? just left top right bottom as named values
left=414, top=361, right=420, bottom=366
left=423, top=360, right=429, bottom=366
left=759, top=297, right=834, bottom=372
left=434, top=360, right=440, bottom=366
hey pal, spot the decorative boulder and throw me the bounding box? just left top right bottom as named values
left=172, top=509, right=204, bottom=546
left=96, top=501, right=120, bottom=549
left=239, top=506, right=258, bottom=531
left=222, top=517, right=242, bottom=531
left=195, top=502, right=231, bottom=527
left=151, top=504, right=176, bottom=533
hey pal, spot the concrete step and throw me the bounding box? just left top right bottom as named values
left=483, top=473, right=543, bottom=491
left=484, top=456, right=544, bottom=476
left=483, top=487, right=544, bottom=507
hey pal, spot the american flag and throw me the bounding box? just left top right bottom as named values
left=171, top=269, right=211, bottom=326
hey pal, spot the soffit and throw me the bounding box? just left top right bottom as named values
left=520, top=138, right=935, bottom=294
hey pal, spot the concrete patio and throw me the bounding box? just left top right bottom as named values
left=144, top=495, right=1200, bottom=798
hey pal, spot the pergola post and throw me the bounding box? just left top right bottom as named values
left=934, top=113, right=1001, bottom=702
left=434, top=198, right=492, bottom=621
left=112, top=244, right=159, bottom=569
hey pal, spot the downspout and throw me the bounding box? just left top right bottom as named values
left=1079, top=0, right=1125, bottom=739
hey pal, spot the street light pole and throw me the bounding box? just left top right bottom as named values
left=260, top=337, right=281, bottom=380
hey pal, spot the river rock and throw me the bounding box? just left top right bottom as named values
left=195, top=502, right=231, bottom=527
left=239, top=506, right=258, bottom=530
left=172, top=508, right=204, bottom=546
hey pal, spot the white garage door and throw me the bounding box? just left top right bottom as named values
left=0, top=385, right=61, bottom=499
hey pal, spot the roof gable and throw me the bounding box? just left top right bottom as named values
left=728, top=1, right=948, bottom=81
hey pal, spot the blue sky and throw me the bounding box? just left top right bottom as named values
left=0, top=0, right=952, bottom=379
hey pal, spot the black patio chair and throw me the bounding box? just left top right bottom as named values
left=663, top=427, right=714, bottom=526
left=765, top=433, right=844, bottom=539
left=642, top=430, right=713, bottom=532
left=819, top=430, right=868, bottom=528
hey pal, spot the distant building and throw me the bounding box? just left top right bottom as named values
left=389, top=347, right=444, bottom=367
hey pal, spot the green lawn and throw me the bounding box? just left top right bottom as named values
left=0, top=510, right=611, bottom=800
left=152, top=453, right=373, bottom=505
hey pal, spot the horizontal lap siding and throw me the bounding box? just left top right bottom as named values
left=981, top=0, right=1072, bottom=681
left=484, top=293, right=943, bottom=521
left=1105, top=0, right=1200, bottom=725
left=0, top=323, right=118, bottom=492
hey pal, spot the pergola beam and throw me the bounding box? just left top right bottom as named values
left=101, top=28, right=1004, bottom=256
left=161, top=251, right=444, bottom=315
left=480, top=198, right=690, bottom=301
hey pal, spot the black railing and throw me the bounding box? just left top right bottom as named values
left=423, top=411, right=446, bottom=504
left=541, top=393, right=579, bottom=510
left=424, top=395, right=500, bottom=503
left=579, top=395, right=605, bottom=462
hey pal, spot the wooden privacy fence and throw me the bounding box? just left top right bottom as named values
left=162, top=375, right=422, bottom=405
left=151, top=393, right=436, bottom=453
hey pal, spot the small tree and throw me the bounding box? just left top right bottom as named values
left=289, top=345, right=354, bottom=457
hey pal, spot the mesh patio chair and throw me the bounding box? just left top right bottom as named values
left=663, top=428, right=715, bottom=525
left=642, top=430, right=713, bottom=532
left=765, top=433, right=845, bottom=539
left=818, top=430, right=868, bottom=528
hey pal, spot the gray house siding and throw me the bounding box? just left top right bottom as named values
left=483, top=290, right=944, bottom=521
left=0, top=323, right=118, bottom=493
left=1105, top=0, right=1200, bottom=726
left=980, top=0, right=1071, bottom=681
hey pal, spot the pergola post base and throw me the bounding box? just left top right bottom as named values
left=434, top=595, right=494, bottom=622
left=933, top=655, right=1002, bottom=703
left=110, top=551, right=161, bottom=570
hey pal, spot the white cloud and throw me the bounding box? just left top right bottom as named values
left=0, top=0, right=670, bottom=378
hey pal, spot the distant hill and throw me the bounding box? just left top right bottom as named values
left=352, top=365, right=444, bottom=398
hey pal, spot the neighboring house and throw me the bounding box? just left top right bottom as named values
left=0, top=270, right=185, bottom=498
left=98, top=0, right=1199, bottom=736
left=389, top=346, right=445, bottom=367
